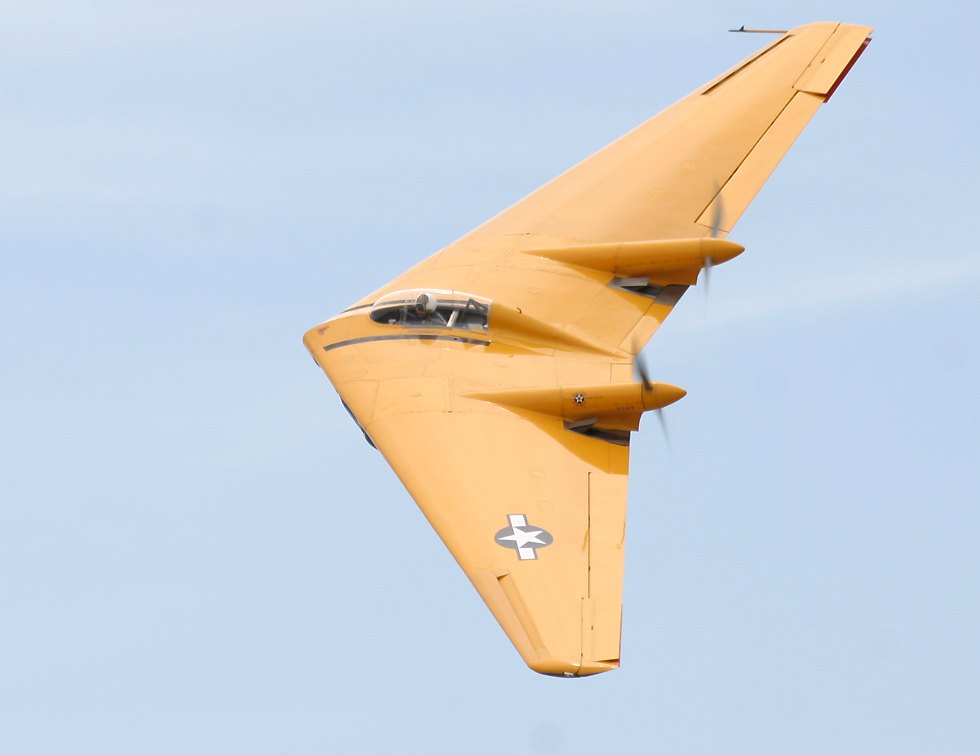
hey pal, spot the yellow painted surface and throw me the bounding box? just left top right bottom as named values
left=303, top=22, right=871, bottom=676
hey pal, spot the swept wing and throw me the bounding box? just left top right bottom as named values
left=304, top=22, right=872, bottom=675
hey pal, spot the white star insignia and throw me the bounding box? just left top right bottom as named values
left=494, top=514, right=554, bottom=560
left=497, top=527, right=546, bottom=549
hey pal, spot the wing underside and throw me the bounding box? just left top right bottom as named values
left=460, top=21, right=872, bottom=244
left=366, top=404, right=629, bottom=676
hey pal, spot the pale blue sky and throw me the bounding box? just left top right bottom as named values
left=2, top=2, right=979, bottom=753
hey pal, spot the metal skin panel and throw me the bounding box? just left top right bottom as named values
left=303, top=21, right=872, bottom=675
left=695, top=91, right=825, bottom=235
left=587, top=471, right=629, bottom=664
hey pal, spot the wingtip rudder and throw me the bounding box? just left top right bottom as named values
left=787, top=21, right=873, bottom=103
left=822, top=33, right=872, bottom=103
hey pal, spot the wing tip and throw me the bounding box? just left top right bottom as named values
left=822, top=35, right=872, bottom=102
left=791, top=22, right=874, bottom=101
left=527, top=657, right=620, bottom=678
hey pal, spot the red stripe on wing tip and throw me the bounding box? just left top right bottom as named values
left=824, top=36, right=872, bottom=102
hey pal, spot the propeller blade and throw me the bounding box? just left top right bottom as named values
left=634, top=346, right=653, bottom=392
left=709, top=187, right=725, bottom=239
left=702, top=184, right=724, bottom=306
left=656, top=408, right=671, bottom=452
left=631, top=334, right=653, bottom=391
left=631, top=333, right=675, bottom=452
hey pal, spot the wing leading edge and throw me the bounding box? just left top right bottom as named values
left=305, top=22, right=871, bottom=675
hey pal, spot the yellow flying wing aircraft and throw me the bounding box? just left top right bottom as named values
left=304, top=21, right=872, bottom=676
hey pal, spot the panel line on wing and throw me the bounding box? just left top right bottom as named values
left=694, top=90, right=812, bottom=233
left=700, top=35, right=791, bottom=96
left=586, top=471, right=593, bottom=599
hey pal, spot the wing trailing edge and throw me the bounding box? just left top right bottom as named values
left=695, top=23, right=872, bottom=234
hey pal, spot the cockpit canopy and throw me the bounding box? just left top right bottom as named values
left=369, top=289, right=491, bottom=331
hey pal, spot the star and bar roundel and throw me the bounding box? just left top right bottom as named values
left=494, top=514, right=554, bottom=560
